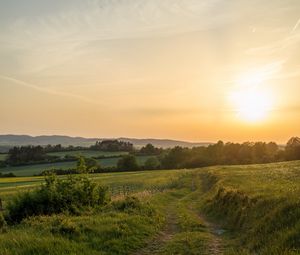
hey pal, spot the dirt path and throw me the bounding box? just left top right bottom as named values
left=198, top=213, right=225, bottom=255
left=133, top=175, right=225, bottom=255
left=134, top=202, right=179, bottom=255
left=189, top=177, right=225, bottom=255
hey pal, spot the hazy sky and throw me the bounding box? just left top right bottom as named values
left=1, top=0, right=300, bottom=143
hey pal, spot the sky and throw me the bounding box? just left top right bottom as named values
left=0, top=0, right=300, bottom=143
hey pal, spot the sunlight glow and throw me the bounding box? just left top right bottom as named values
left=230, top=71, right=273, bottom=123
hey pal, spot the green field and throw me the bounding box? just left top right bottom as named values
left=0, top=154, right=7, bottom=161
left=1, top=161, right=300, bottom=254
left=47, top=150, right=129, bottom=158
left=0, top=155, right=153, bottom=177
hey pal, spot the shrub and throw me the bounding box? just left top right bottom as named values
left=0, top=172, right=16, bottom=178
left=144, top=157, right=160, bottom=170
left=6, top=175, right=110, bottom=223
left=117, top=155, right=139, bottom=171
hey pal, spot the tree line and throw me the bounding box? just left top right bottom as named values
left=1, top=137, right=300, bottom=174
left=2, top=140, right=136, bottom=166
left=159, top=137, right=300, bottom=169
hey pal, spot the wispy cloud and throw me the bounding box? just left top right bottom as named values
left=2, top=0, right=231, bottom=45
left=0, top=0, right=235, bottom=75
left=291, top=17, right=300, bottom=33
left=0, top=74, right=100, bottom=105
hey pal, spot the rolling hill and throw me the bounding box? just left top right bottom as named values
left=0, top=135, right=211, bottom=150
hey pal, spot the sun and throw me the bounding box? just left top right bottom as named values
left=232, top=88, right=271, bottom=122
left=230, top=71, right=273, bottom=123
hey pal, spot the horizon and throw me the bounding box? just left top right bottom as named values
left=0, top=133, right=292, bottom=145
left=1, top=1, right=300, bottom=144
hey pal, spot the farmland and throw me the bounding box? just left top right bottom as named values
left=46, top=150, right=129, bottom=158
left=0, top=154, right=7, bottom=161
left=0, top=155, right=153, bottom=177
left=0, top=161, right=300, bottom=254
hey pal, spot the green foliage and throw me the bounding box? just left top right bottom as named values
left=161, top=146, right=189, bottom=169
left=0, top=213, right=6, bottom=231
left=117, top=155, right=140, bottom=171
left=285, top=137, right=300, bottom=160
left=85, top=157, right=101, bottom=172
left=2, top=162, right=300, bottom=254
left=160, top=141, right=283, bottom=169
left=0, top=172, right=16, bottom=178
left=76, top=156, right=101, bottom=173
left=6, top=175, right=109, bottom=223
left=139, top=143, right=163, bottom=155
left=144, top=156, right=161, bottom=170
left=76, top=156, right=87, bottom=173
left=0, top=195, right=163, bottom=255
left=1, top=154, right=153, bottom=177
left=7, top=146, right=47, bottom=165
left=0, top=160, right=6, bottom=168
left=91, top=140, right=134, bottom=152
left=201, top=162, right=300, bottom=254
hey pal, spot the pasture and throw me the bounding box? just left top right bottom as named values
left=47, top=150, right=129, bottom=158
left=0, top=161, right=300, bottom=254
left=0, top=155, right=153, bottom=177
left=0, top=153, right=7, bottom=161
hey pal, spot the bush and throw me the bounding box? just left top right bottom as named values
left=6, top=175, right=110, bottom=223
left=0, top=160, right=6, bottom=168
left=0, top=172, right=16, bottom=178
left=117, top=155, right=139, bottom=171
left=144, top=157, right=160, bottom=170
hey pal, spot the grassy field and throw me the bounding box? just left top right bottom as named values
left=0, top=155, right=153, bottom=177
left=0, top=154, right=7, bottom=161
left=0, top=161, right=300, bottom=254
left=0, top=170, right=183, bottom=202
left=47, top=150, right=129, bottom=158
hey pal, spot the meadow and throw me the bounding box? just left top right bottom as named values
left=0, top=161, right=300, bottom=254
left=0, top=155, right=153, bottom=177
left=0, top=154, right=7, bottom=161
left=46, top=150, right=129, bottom=158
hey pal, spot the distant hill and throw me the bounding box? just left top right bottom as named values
left=0, top=135, right=211, bottom=151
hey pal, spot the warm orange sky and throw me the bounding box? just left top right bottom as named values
left=1, top=1, right=300, bottom=143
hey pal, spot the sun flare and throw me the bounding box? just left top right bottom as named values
left=233, top=89, right=271, bottom=122
left=230, top=71, right=273, bottom=123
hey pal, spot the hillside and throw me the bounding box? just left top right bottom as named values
left=1, top=161, right=300, bottom=254
left=0, top=135, right=210, bottom=149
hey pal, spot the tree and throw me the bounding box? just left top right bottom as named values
left=266, top=142, right=279, bottom=161
left=85, top=157, right=100, bottom=173
left=252, top=142, right=268, bottom=163
left=76, top=156, right=87, bottom=173
left=76, top=156, right=100, bottom=173
left=117, top=155, right=139, bottom=171
left=90, top=140, right=134, bottom=152
left=140, top=144, right=162, bottom=155
left=144, top=157, right=160, bottom=170
left=285, top=137, right=300, bottom=160
left=161, top=146, right=188, bottom=169
left=7, top=146, right=46, bottom=165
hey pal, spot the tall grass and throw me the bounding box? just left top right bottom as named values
left=200, top=161, right=300, bottom=254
